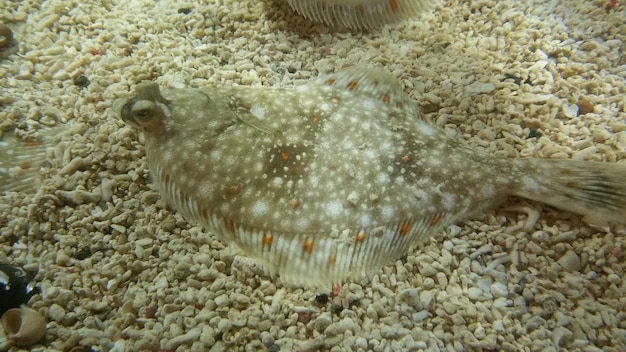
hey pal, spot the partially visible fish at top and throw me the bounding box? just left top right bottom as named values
left=115, top=66, right=626, bottom=287
left=285, top=0, right=438, bottom=29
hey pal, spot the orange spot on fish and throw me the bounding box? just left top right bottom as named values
left=225, top=219, right=235, bottom=233
left=382, top=94, right=390, bottom=103
left=303, top=239, right=314, bottom=254
left=288, top=198, right=300, bottom=208
left=389, top=0, right=399, bottom=11
left=281, top=152, right=289, bottom=161
left=399, top=222, right=411, bottom=236
left=18, top=161, right=33, bottom=169
left=309, top=114, right=319, bottom=123
left=262, top=233, right=273, bottom=246
left=355, top=231, right=366, bottom=243
left=347, top=81, right=358, bottom=90
left=431, top=214, right=441, bottom=226
left=201, top=207, right=209, bottom=220
left=396, top=102, right=404, bottom=109
left=325, top=79, right=335, bottom=85
left=227, top=185, right=239, bottom=194
left=328, top=255, right=336, bottom=266
left=291, top=166, right=299, bottom=175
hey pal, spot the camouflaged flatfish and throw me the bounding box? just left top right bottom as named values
left=116, top=66, right=626, bottom=287
left=285, top=0, right=437, bottom=29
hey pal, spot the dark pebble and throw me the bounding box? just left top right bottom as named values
left=74, top=248, right=91, bottom=260
left=314, top=293, right=329, bottom=304
left=73, top=75, right=90, bottom=88
left=528, top=129, right=542, bottom=138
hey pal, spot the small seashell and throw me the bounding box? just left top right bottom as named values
left=0, top=307, right=47, bottom=347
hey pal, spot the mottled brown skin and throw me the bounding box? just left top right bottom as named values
left=117, top=66, right=626, bottom=286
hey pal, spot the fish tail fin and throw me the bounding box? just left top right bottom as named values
left=0, top=125, right=64, bottom=194
left=514, top=159, right=626, bottom=227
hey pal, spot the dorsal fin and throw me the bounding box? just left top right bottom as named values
left=287, top=0, right=438, bottom=29
left=315, top=65, right=421, bottom=117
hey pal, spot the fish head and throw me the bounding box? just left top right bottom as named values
left=116, top=82, right=171, bottom=132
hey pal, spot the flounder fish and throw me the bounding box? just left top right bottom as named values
left=116, top=66, right=626, bottom=287
left=285, top=0, right=437, bottom=28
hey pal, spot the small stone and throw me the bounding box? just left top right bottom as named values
left=199, top=325, right=216, bottom=346
left=465, top=82, right=496, bottom=94
left=562, top=103, right=579, bottom=118
left=16, top=61, right=34, bottom=79
left=48, top=303, right=66, bottom=322
left=607, top=273, right=621, bottom=285
left=260, top=331, right=274, bottom=347
left=474, top=323, right=486, bottom=339
left=397, top=288, right=422, bottom=310
left=314, top=313, right=332, bottom=332
left=169, top=327, right=202, bottom=349
left=468, top=287, right=483, bottom=300
left=490, top=282, right=508, bottom=297
left=73, top=75, right=90, bottom=88
left=557, top=251, right=581, bottom=272
left=231, top=293, right=250, bottom=306
left=554, top=311, right=573, bottom=326
left=214, top=294, right=230, bottom=308
left=101, top=178, right=116, bottom=201
left=552, top=326, right=573, bottom=347
left=154, top=275, right=169, bottom=289
left=89, top=301, right=110, bottom=313
left=74, top=248, right=91, bottom=260
left=493, top=319, right=505, bottom=332
left=354, top=337, right=368, bottom=349
left=55, top=250, right=72, bottom=266
left=315, top=293, right=329, bottom=305
left=576, top=99, right=594, bottom=115
left=217, top=318, right=232, bottom=334
left=324, top=317, right=355, bottom=336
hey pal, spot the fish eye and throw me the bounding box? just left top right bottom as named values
left=131, top=100, right=157, bottom=122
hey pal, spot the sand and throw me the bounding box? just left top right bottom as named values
left=1, top=0, right=625, bottom=351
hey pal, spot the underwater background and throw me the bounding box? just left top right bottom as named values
left=0, top=0, right=625, bottom=351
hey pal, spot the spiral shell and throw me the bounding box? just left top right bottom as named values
left=0, top=307, right=46, bottom=348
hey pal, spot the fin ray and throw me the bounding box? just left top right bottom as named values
left=516, top=160, right=626, bottom=226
